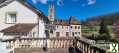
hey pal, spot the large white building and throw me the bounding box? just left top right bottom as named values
left=0, top=0, right=49, bottom=40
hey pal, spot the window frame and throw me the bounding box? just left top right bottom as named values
left=66, top=32, right=69, bottom=37
left=75, top=26, right=77, bottom=29
left=78, top=26, right=80, bottom=29
left=56, top=32, right=60, bottom=37
left=70, top=26, right=72, bottom=28
left=72, top=32, right=74, bottom=36
left=78, top=32, right=80, bottom=35
left=5, top=12, right=17, bottom=24
left=75, top=32, right=77, bottom=34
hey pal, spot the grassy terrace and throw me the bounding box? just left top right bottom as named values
left=92, top=43, right=110, bottom=52
left=81, top=25, right=119, bottom=52
left=92, top=41, right=111, bottom=50
left=81, top=25, right=113, bottom=34
left=92, top=41, right=119, bottom=53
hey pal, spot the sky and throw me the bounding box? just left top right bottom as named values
left=26, top=0, right=119, bottom=21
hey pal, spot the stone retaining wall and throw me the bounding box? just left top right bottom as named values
left=13, top=48, right=68, bottom=53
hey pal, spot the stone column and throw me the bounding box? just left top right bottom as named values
left=83, top=44, right=85, bottom=53
left=88, top=46, right=90, bottom=53
left=91, top=49, right=94, bottom=53
left=85, top=45, right=87, bottom=53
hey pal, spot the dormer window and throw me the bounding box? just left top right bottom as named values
left=6, top=12, right=17, bottom=24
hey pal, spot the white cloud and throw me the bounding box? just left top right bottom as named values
left=57, top=0, right=64, bottom=6
left=32, top=0, right=37, bottom=3
left=81, top=0, right=96, bottom=7
left=87, top=0, right=96, bottom=5
left=32, top=0, right=64, bottom=6
left=39, top=0, right=48, bottom=4
left=32, top=0, right=48, bottom=4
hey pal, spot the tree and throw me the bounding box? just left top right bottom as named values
left=99, top=18, right=111, bottom=40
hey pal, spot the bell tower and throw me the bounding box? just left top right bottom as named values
left=48, top=1, right=54, bottom=24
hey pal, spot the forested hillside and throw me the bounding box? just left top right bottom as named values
left=82, top=12, right=119, bottom=25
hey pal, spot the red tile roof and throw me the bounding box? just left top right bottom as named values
left=54, top=19, right=69, bottom=26
left=54, top=16, right=81, bottom=26
left=69, top=16, right=81, bottom=25
left=0, top=24, right=36, bottom=33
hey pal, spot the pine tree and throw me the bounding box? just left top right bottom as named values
left=99, top=18, right=110, bottom=40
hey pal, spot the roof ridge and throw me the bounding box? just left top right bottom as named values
left=0, top=0, right=14, bottom=8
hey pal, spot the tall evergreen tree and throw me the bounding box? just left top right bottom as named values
left=99, top=18, right=108, bottom=34
left=99, top=18, right=110, bottom=40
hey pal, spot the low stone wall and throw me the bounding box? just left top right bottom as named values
left=5, top=38, right=106, bottom=53
left=14, top=48, right=43, bottom=53
left=13, top=48, right=68, bottom=53
left=6, top=38, right=74, bottom=49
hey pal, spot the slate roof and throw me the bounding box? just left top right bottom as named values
left=0, top=24, right=36, bottom=33
left=0, top=0, right=7, bottom=4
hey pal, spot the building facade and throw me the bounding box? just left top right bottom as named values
left=50, top=17, right=81, bottom=38
left=47, top=1, right=82, bottom=38
left=112, top=21, right=119, bottom=38
left=0, top=0, right=49, bottom=40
